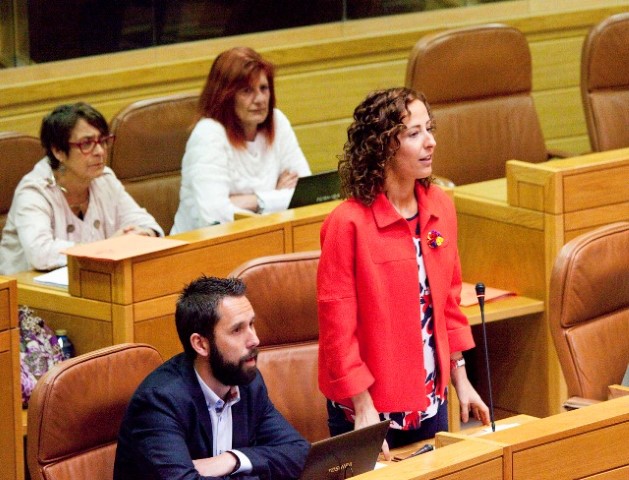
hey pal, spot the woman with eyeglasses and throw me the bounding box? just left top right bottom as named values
left=170, top=47, right=311, bottom=233
left=0, top=102, right=163, bottom=275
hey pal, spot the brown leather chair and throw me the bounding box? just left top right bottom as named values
left=229, top=250, right=329, bottom=443
left=27, top=343, right=163, bottom=480
left=0, top=132, right=45, bottom=237
left=108, top=93, right=198, bottom=234
left=406, top=24, right=560, bottom=185
left=580, top=12, right=629, bottom=152
left=549, top=222, right=629, bottom=409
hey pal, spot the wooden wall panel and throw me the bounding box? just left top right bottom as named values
left=547, top=135, right=591, bottom=154
left=294, top=120, right=348, bottom=173
left=1, top=2, right=627, bottom=165
left=534, top=87, right=586, bottom=142
left=276, top=60, right=407, bottom=125
left=530, top=35, right=583, bottom=91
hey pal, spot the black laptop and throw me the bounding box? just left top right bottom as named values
left=299, top=420, right=390, bottom=480
left=288, top=170, right=341, bottom=209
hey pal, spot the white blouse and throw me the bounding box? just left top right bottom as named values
left=0, top=159, right=163, bottom=275
left=171, top=109, right=311, bottom=233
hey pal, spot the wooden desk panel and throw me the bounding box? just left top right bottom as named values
left=0, top=289, right=10, bottom=330
left=484, top=395, right=629, bottom=480
left=357, top=439, right=504, bottom=480
left=512, top=422, right=629, bottom=480
left=14, top=273, right=113, bottom=357
left=506, top=148, right=629, bottom=216
left=0, top=277, right=24, bottom=480
left=131, top=229, right=286, bottom=302
left=455, top=149, right=629, bottom=417
left=135, top=314, right=181, bottom=361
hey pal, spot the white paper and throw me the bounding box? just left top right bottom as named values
left=470, top=423, right=521, bottom=436
left=34, top=266, right=69, bottom=288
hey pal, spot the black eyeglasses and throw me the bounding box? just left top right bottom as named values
left=68, top=134, right=115, bottom=154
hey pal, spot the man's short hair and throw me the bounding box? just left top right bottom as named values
left=175, top=276, right=247, bottom=358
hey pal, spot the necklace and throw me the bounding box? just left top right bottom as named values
left=54, top=177, right=90, bottom=215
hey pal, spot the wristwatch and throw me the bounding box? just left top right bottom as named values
left=228, top=451, right=241, bottom=476
left=450, top=357, right=466, bottom=370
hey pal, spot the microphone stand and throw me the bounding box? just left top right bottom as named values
left=475, top=282, right=496, bottom=432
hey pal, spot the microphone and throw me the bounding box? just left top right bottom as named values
left=475, top=282, right=495, bottom=432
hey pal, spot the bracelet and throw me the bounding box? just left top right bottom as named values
left=450, top=357, right=466, bottom=370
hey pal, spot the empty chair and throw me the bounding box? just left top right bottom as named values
left=229, top=250, right=329, bottom=443
left=108, top=93, right=198, bottom=233
left=27, top=343, right=163, bottom=480
left=549, top=222, right=629, bottom=408
left=0, top=132, right=45, bottom=237
left=406, top=24, right=559, bottom=185
left=580, top=12, right=629, bottom=152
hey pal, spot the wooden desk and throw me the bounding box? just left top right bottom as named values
left=371, top=396, right=629, bottom=480
left=455, top=148, right=629, bottom=418
left=0, top=277, right=24, bottom=480
left=15, top=202, right=340, bottom=359
left=482, top=395, right=629, bottom=480
left=360, top=439, right=504, bottom=480
left=434, top=414, right=539, bottom=448
left=608, top=385, right=629, bottom=400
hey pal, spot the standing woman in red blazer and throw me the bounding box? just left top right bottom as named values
left=317, top=87, right=489, bottom=458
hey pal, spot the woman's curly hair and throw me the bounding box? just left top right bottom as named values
left=339, top=87, right=434, bottom=206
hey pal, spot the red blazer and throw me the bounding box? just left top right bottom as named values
left=317, top=182, right=474, bottom=413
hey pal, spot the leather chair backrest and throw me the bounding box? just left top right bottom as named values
left=229, top=251, right=328, bottom=442
left=27, top=343, right=163, bottom=480
left=108, top=93, right=198, bottom=234
left=580, top=12, right=629, bottom=152
left=405, top=24, right=548, bottom=185
left=0, top=132, right=45, bottom=237
left=549, top=222, right=629, bottom=402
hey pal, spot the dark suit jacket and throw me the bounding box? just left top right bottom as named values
left=113, top=353, right=309, bottom=480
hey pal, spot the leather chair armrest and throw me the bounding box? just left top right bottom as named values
left=562, top=396, right=602, bottom=410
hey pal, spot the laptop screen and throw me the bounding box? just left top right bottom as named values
left=299, top=420, right=389, bottom=480
left=288, top=170, right=341, bottom=209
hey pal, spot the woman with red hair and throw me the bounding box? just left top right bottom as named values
left=171, top=47, right=311, bottom=233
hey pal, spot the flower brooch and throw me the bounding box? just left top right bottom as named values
left=426, top=230, right=444, bottom=249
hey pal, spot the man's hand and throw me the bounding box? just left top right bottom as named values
left=192, top=452, right=238, bottom=477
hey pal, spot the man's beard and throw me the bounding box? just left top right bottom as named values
left=209, top=339, right=259, bottom=386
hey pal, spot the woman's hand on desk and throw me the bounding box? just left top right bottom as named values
left=451, top=367, right=491, bottom=426
left=230, top=194, right=259, bottom=213
left=353, top=390, right=391, bottom=460
left=113, top=225, right=158, bottom=237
